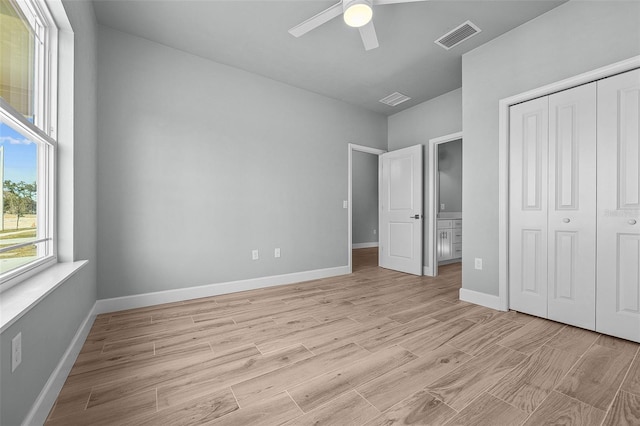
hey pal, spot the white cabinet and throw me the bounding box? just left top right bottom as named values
left=437, top=229, right=453, bottom=260
left=437, top=219, right=461, bottom=263
left=508, top=68, right=640, bottom=342
left=452, top=222, right=462, bottom=259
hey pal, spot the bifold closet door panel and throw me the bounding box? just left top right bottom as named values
left=547, top=83, right=597, bottom=330
left=596, top=68, right=640, bottom=343
left=509, top=97, right=549, bottom=318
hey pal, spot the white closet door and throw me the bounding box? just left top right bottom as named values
left=547, top=83, right=597, bottom=329
left=509, top=97, right=549, bottom=318
left=597, top=69, right=640, bottom=343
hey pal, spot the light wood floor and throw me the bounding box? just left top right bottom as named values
left=47, top=248, right=640, bottom=425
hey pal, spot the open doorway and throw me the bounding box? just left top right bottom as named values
left=428, top=132, right=463, bottom=277
left=348, top=144, right=385, bottom=273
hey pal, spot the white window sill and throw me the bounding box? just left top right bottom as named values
left=0, top=261, right=88, bottom=333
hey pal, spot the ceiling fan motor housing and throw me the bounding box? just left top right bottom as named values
left=343, top=0, right=373, bottom=28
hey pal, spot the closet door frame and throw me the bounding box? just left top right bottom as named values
left=497, top=55, right=640, bottom=312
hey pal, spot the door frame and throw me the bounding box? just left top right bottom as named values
left=427, top=132, right=463, bottom=277
left=497, top=55, right=640, bottom=311
left=348, top=143, right=386, bottom=273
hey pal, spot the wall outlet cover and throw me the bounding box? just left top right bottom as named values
left=474, top=258, right=483, bottom=270
left=252, top=250, right=259, bottom=260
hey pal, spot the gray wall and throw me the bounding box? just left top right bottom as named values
left=0, top=1, right=98, bottom=424
left=388, top=88, right=462, bottom=269
left=96, top=26, right=387, bottom=299
left=438, top=139, right=462, bottom=213
left=352, top=151, right=379, bottom=245
left=462, top=0, right=640, bottom=296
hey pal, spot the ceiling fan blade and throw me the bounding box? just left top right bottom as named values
left=373, top=0, right=429, bottom=4
left=288, top=2, right=343, bottom=37
left=359, top=21, right=379, bottom=51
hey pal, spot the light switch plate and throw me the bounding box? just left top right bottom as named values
left=12, top=332, right=22, bottom=372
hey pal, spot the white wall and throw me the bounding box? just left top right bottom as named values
left=352, top=150, right=378, bottom=245
left=0, top=1, right=98, bottom=424
left=388, top=88, right=462, bottom=269
left=96, top=26, right=388, bottom=299
left=462, top=0, right=640, bottom=296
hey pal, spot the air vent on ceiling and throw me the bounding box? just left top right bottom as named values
left=379, top=92, right=411, bottom=107
left=435, top=20, right=481, bottom=50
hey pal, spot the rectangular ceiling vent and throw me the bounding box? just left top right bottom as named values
left=379, top=92, right=411, bottom=107
left=435, top=20, right=481, bottom=50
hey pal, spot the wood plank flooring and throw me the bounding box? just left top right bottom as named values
left=47, top=248, right=640, bottom=425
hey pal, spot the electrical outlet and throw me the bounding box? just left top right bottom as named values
left=441, top=203, right=445, bottom=210
left=274, top=248, right=281, bottom=258
left=12, top=332, right=22, bottom=372
left=373, top=229, right=377, bottom=235
left=252, top=250, right=259, bottom=260
left=343, top=200, right=348, bottom=209
left=474, top=258, right=483, bottom=270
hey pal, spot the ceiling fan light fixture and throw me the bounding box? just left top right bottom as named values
left=343, top=0, right=372, bottom=28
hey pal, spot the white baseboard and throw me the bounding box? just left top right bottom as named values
left=352, top=242, right=379, bottom=249
left=423, top=266, right=433, bottom=276
left=23, top=302, right=97, bottom=426
left=459, top=288, right=506, bottom=311
left=95, top=266, right=351, bottom=314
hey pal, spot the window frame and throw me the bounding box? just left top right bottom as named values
left=1, top=0, right=58, bottom=291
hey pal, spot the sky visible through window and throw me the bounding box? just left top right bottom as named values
left=1, top=122, right=37, bottom=184
left=1, top=121, right=39, bottom=272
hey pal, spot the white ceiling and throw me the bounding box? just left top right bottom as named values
left=92, top=0, right=566, bottom=115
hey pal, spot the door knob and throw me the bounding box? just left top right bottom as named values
left=562, top=218, right=571, bottom=223
left=630, top=219, right=637, bottom=225
left=410, top=214, right=420, bottom=219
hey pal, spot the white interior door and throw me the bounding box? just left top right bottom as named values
left=509, top=97, right=549, bottom=318
left=596, top=68, right=640, bottom=343
left=547, top=83, right=597, bottom=330
left=379, top=144, right=423, bottom=275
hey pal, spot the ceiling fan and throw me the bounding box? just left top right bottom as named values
left=288, top=0, right=428, bottom=51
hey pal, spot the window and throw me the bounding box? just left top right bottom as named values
left=1, top=0, right=57, bottom=289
